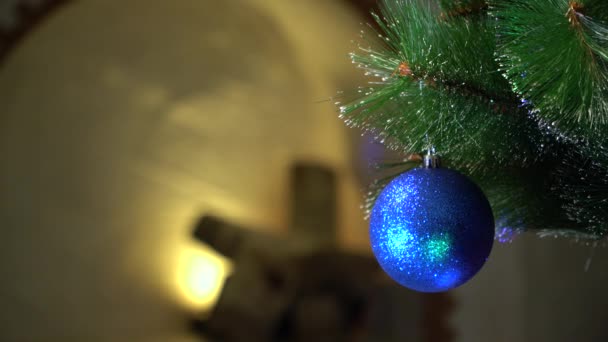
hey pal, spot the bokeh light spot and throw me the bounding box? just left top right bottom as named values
left=176, top=244, right=232, bottom=311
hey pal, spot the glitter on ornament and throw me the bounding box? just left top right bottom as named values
left=369, top=156, right=495, bottom=293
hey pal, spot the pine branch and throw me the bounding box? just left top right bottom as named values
left=492, top=0, right=608, bottom=137
left=340, top=0, right=608, bottom=239
left=439, top=0, right=489, bottom=19
left=341, top=0, right=541, bottom=171
left=391, top=61, right=521, bottom=114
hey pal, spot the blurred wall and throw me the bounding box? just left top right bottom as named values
left=0, top=1, right=367, bottom=340
left=454, top=236, right=608, bottom=342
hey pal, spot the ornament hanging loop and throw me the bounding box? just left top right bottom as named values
left=423, top=147, right=440, bottom=169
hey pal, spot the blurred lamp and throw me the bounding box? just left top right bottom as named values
left=176, top=244, right=231, bottom=311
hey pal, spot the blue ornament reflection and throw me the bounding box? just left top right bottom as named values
left=369, top=167, right=495, bottom=292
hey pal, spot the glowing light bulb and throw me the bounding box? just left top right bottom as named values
left=176, top=245, right=231, bottom=311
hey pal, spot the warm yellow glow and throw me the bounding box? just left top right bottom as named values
left=176, top=244, right=232, bottom=311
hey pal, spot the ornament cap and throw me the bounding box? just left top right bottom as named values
left=422, top=147, right=440, bottom=168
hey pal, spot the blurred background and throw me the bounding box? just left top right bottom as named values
left=0, top=1, right=608, bottom=341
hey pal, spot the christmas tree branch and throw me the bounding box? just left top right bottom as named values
left=342, top=0, right=538, bottom=171
left=492, top=0, right=608, bottom=136
left=391, top=61, right=520, bottom=114
left=439, top=0, right=489, bottom=19
left=341, top=0, right=608, bottom=239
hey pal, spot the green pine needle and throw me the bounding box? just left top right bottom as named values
left=339, top=0, right=542, bottom=173
left=340, top=0, right=608, bottom=240
left=492, top=0, right=608, bottom=134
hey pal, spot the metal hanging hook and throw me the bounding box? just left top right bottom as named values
left=422, top=135, right=440, bottom=168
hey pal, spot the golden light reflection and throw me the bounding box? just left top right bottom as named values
left=176, top=243, right=232, bottom=311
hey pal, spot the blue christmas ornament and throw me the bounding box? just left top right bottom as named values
left=370, top=153, right=494, bottom=292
